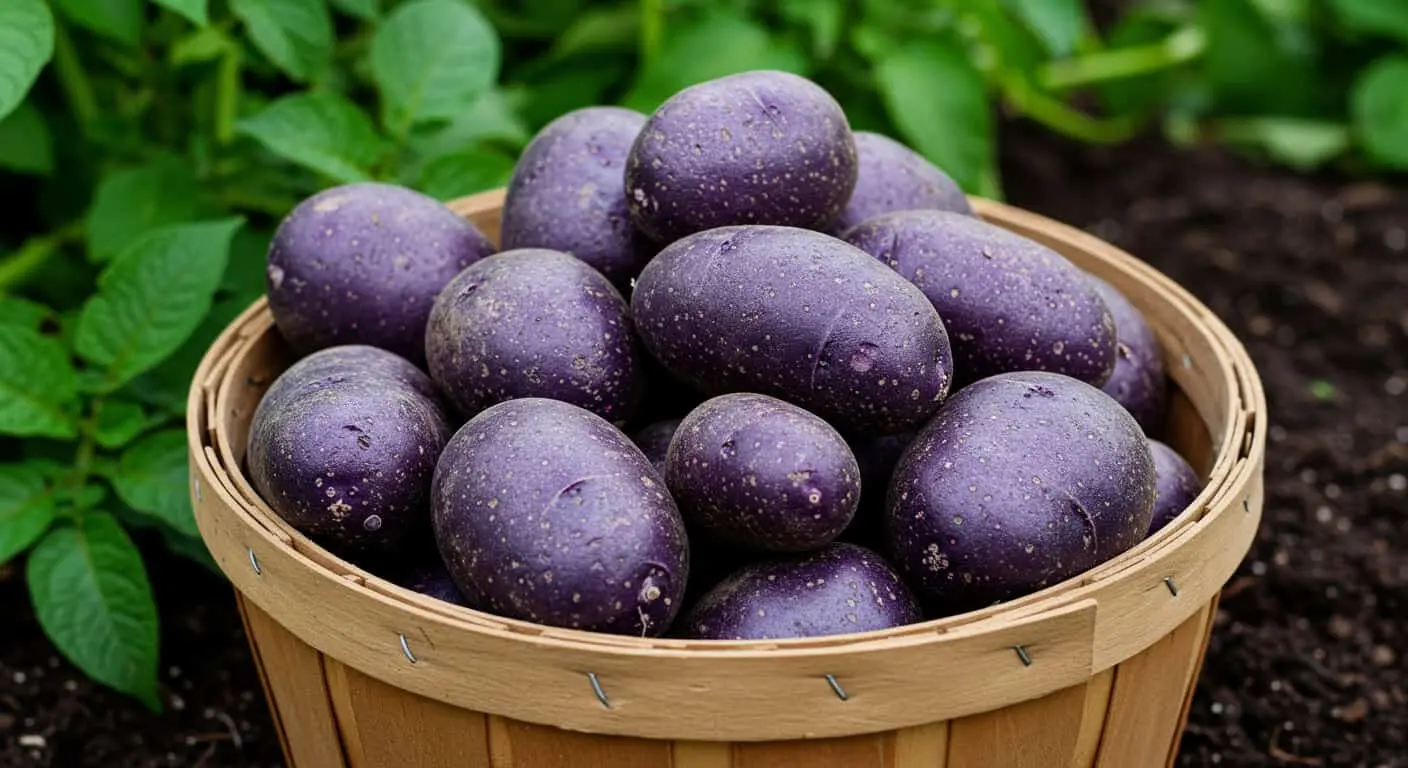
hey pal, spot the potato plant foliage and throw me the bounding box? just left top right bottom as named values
left=0, top=0, right=1403, bottom=707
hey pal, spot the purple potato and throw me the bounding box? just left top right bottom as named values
left=391, top=558, right=480, bottom=608
left=500, top=106, right=657, bottom=290
left=887, top=371, right=1156, bottom=613
left=1147, top=439, right=1203, bottom=536
left=832, top=131, right=973, bottom=235
left=840, top=431, right=915, bottom=551
left=666, top=393, right=860, bottom=553
left=630, top=224, right=953, bottom=436
left=1089, top=276, right=1169, bottom=434
left=631, top=418, right=682, bottom=476
left=246, top=345, right=454, bottom=558
left=845, top=210, right=1118, bottom=388
left=625, top=70, right=858, bottom=244
left=424, top=248, right=642, bottom=424
left=677, top=542, right=921, bottom=640
left=430, top=397, right=689, bottom=637
left=266, top=182, right=496, bottom=364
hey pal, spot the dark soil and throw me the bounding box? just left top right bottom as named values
left=3, top=125, right=1406, bottom=767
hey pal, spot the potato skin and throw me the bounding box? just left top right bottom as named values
left=666, top=393, right=860, bottom=553
left=500, top=107, right=656, bottom=290
left=676, top=542, right=921, bottom=640
left=1090, top=276, right=1168, bottom=434
left=266, top=182, right=496, bottom=364
left=841, top=431, right=915, bottom=552
left=845, top=210, right=1118, bottom=388
left=832, top=131, right=972, bottom=235
left=425, top=248, right=642, bottom=424
left=430, top=398, right=690, bottom=637
left=1147, top=439, right=1202, bottom=536
left=625, top=70, right=858, bottom=243
left=887, top=371, right=1156, bottom=613
left=630, top=225, right=953, bottom=435
left=246, top=345, right=454, bottom=559
left=631, top=418, right=682, bottom=476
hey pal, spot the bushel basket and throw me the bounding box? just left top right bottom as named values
left=186, top=189, right=1267, bottom=768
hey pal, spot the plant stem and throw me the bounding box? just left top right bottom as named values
left=214, top=45, right=242, bottom=145
left=1000, top=75, right=1148, bottom=144
left=1040, top=26, right=1206, bottom=91
left=51, top=20, right=100, bottom=131
left=64, top=397, right=105, bottom=513
left=640, top=0, right=664, bottom=67
left=0, top=222, right=85, bottom=295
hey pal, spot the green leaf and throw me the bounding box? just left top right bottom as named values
left=237, top=92, right=386, bottom=183
left=109, top=430, right=198, bottom=538
left=1095, top=13, right=1181, bottom=117
left=330, top=0, right=379, bottom=21
left=621, top=10, right=810, bottom=113
left=1217, top=117, right=1350, bottom=170
left=26, top=514, right=160, bottom=709
left=416, top=147, right=516, bottom=201
left=372, top=0, right=501, bottom=133
left=153, top=0, right=208, bottom=26
left=874, top=39, right=994, bottom=195
left=547, top=4, right=639, bottom=59
left=76, top=218, right=243, bottom=390
left=779, top=0, right=843, bottom=58
left=0, top=462, right=56, bottom=565
left=0, top=0, right=55, bottom=122
left=1005, top=0, right=1088, bottom=57
left=0, top=100, right=52, bottom=175
left=86, top=156, right=217, bottom=263
left=0, top=325, right=79, bottom=438
left=231, top=0, right=333, bottom=82
left=52, top=0, right=143, bottom=46
left=161, top=529, right=220, bottom=575
left=1331, top=0, right=1408, bottom=42
left=134, top=295, right=247, bottom=414
left=94, top=400, right=151, bottom=449
left=0, top=297, right=56, bottom=331
left=222, top=225, right=274, bottom=298
left=170, top=25, right=234, bottom=65
left=1352, top=55, right=1408, bottom=169
left=409, top=88, right=529, bottom=158
left=1198, top=0, right=1321, bottom=116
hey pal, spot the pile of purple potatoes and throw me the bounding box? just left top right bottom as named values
left=245, top=69, right=1205, bottom=641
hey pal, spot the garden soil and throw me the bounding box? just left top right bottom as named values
left=2, top=125, right=1404, bottom=767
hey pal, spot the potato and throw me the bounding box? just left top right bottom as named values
left=631, top=417, right=682, bottom=476
left=431, top=397, right=689, bottom=637
left=424, top=248, right=642, bottom=424
left=1090, top=276, right=1168, bottom=434
left=266, top=182, right=496, bottom=364
left=845, top=210, right=1118, bottom=388
left=246, top=345, right=454, bottom=559
left=630, top=224, right=953, bottom=435
left=676, top=542, right=921, bottom=640
left=390, top=559, right=480, bottom=608
left=500, top=106, right=656, bottom=290
left=887, top=371, right=1156, bottom=612
left=832, top=131, right=973, bottom=235
left=625, top=70, right=858, bottom=244
left=666, top=393, right=860, bottom=553
left=841, top=431, right=915, bottom=552
left=1147, top=439, right=1202, bottom=536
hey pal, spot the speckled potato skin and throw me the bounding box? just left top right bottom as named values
left=666, top=393, right=861, bottom=553
left=1147, top=439, right=1202, bottom=536
left=832, top=131, right=973, bottom=235
left=246, top=345, right=454, bottom=559
left=424, top=248, right=642, bottom=424
left=676, top=542, right=921, bottom=640
left=1090, top=276, right=1169, bottom=434
left=886, top=371, right=1156, bottom=613
left=265, top=182, right=496, bottom=364
left=430, top=398, right=690, bottom=637
left=500, top=107, right=656, bottom=290
left=631, top=418, right=682, bottom=476
left=624, top=70, right=858, bottom=244
left=630, top=225, right=953, bottom=436
left=845, top=210, right=1118, bottom=388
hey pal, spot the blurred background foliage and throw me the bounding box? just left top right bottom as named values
left=1, top=0, right=1407, bottom=706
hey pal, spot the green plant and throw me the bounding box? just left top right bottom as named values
left=1, top=0, right=1404, bottom=708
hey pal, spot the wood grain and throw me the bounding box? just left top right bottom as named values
left=733, top=733, right=891, bottom=768
left=671, top=741, right=734, bottom=768
left=891, top=721, right=949, bottom=767
left=946, top=676, right=1100, bottom=768
left=324, top=658, right=491, bottom=768
left=485, top=716, right=671, bottom=767
left=237, top=601, right=345, bottom=768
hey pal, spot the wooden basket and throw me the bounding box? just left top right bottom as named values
left=186, top=189, right=1266, bottom=768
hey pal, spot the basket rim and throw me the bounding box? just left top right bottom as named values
left=183, top=192, right=1268, bottom=739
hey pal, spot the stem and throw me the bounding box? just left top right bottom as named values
left=214, top=45, right=242, bottom=145
left=218, top=188, right=304, bottom=218
left=1000, top=76, right=1148, bottom=144
left=51, top=20, right=99, bottom=130
left=1040, top=26, right=1205, bottom=91
left=64, top=398, right=104, bottom=513
left=640, top=0, right=664, bottom=67
left=0, top=222, right=84, bottom=295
